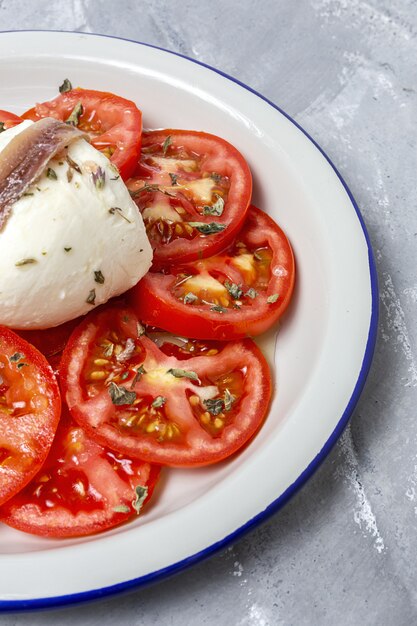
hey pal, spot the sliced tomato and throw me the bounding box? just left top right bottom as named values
left=127, top=129, right=252, bottom=267
left=0, top=110, right=23, bottom=130
left=0, top=406, right=160, bottom=537
left=22, top=88, right=142, bottom=180
left=59, top=306, right=271, bottom=467
left=0, top=327, right=60, bottom=506
left=130, top=205, right=295, bottom=340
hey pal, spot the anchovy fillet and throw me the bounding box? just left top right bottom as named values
left=0, top=117, right=88, bottom=230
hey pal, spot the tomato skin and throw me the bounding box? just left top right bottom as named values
left=128, top=129, right=252, bottom=267
left=22, top=88, right=142, bottom=180
left=0, top=327, right=61, bottom=506
left=130, top=206, right=295, bottom=340
left=60, top=306, right=271, bottom=467
left=0, top=406, right=160, bottom=538
left=0, top=110, right=23, bottom=129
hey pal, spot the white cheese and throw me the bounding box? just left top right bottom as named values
left=0, top=121, right=153, bottom=329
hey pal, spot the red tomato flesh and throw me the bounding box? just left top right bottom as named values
left=130, top=205, right=295, bottom=340
left=22, top=88, right=142, bottom=180
left=0, top=406, right=160, bottom=538
left=0, top=327, right=60, bottom=506
left=59, top=306, right=271, bottom=467
left=0, top=110, right=23, bottom=130
left=127, top=129, right=252, bottom=267
left=17, top=318, right=81, bottom=363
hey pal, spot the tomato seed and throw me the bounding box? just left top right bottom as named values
left=93, top=358, right=110, bottom=366
left=90, top=371, right=107, bottom=380
left=123, top=415, right=137, bottom=427
left=200, top=412, right=211, bottom=424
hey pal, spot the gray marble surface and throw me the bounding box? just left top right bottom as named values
left=0, top=0, right=416, bottom=624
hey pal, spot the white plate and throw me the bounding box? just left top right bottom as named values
left=0, top=31, right=377, bottom=610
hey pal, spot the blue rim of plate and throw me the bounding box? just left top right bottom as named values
left=0, top=29, right=379, bottom=613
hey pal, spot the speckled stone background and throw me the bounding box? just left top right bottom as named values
left=0, top=1, right=416, bottom=624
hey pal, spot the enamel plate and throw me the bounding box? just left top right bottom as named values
left=0, top=31, right=377, bottom=610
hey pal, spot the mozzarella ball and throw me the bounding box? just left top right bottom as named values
left=0, top=121, right=152, bottom=329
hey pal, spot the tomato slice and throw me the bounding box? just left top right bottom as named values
left=0, top=327, right=60, bottom=505
left=0, top=406, right=160, bottom=537
left=0, top=110, right=23, bottom=130
left=127, top=129, right=252, bottom=267
left=130, top=205, right=295, bottom=340
left=60, top=306, right=271, bottom=467
left=22, top=88, right=142, bottom=180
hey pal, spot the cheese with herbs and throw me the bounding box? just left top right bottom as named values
left=0, top=121, right=152, bottom=329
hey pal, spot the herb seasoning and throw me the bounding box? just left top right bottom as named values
left=132, top=485, right=148, bottom=514
left=108, top=207, right=132, bottom=224
left=94, top=270, right=105, bottom=284
left=267, top=293, right=279, bottom=304
left=59, top=78, right=73, bottom=93
left=108, top=382, right=137, bottom=406
left=167, top=368, right=200, bottom=382
left=152, top=396, right=166, bottom=408
left=92, top=166, right=106, bottom=190
left=187, top=222, right=226, bottom=235
left=162, top=135, right=172, bottom=155
left=183, top=292, right=198, bottom=304
left=15, top=258, right=37, bottom=267
left=224, top=280, right=243, bottom=300
left=65, top=102, right=83, bottom=126
left=46, top=167, right=57, bottom=180
left=202, top=195, right=224, bottom=217
left=86, top=289, right=96, bottom=305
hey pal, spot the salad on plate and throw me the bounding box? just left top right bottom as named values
left=0, top=80, right=295, bottom=538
